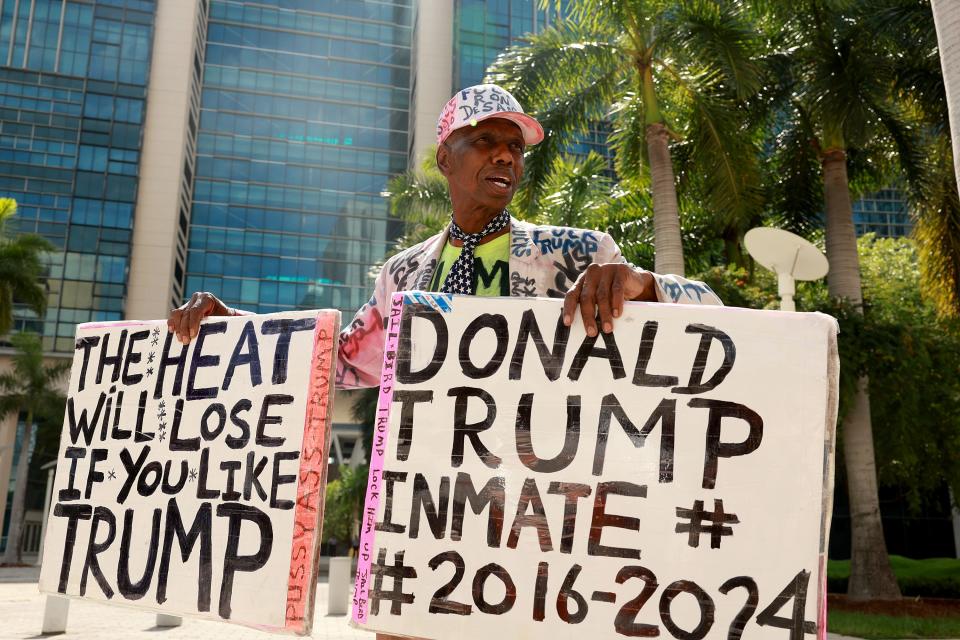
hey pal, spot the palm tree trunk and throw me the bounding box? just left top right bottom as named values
left=822, top=149, right=900, bottom=600
left=932, top=0, right=960, bottom=195
left=646, top=122, right=685, bottom=275
left=2, top=412, right=32, bottom=565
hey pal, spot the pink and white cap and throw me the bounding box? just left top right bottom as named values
left=436, top=84, right=545, bottom=146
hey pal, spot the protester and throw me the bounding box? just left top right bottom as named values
left=169, top=84, right=722, bottom=393
left=169, top=83, right=722, bottom=640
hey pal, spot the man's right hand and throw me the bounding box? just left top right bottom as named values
left=167, top=291, right=237, bottom=345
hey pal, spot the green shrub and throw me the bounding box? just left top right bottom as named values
left=828, top=556, right=960, bottom=598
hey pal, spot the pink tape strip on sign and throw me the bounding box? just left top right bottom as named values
left=284, top=312, right=337, bottom=633
left=818, top=555, right=827, bottom=640
left=352, top=292, right=405, bottom=624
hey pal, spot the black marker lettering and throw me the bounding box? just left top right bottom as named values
left=451, top=473, right=505, bottom=548
left=186, top=322, right=227, bottom=400
left=80, top=506, right=116, bottom=598
left=588, top=481, right=646, bottom=559
left=154, top=332, right=188, bottom=399
left=515, top=393, right=580, bottom=473
left=216, top=503, right=272, bottom=619
left=507, top=477, right=552, bottom=552
left=392, top=390, right=433, bottom=461
left=632, top=321, right=679, bottom=387
left=377, top=470, right=408, bottom=534
left=568, top=330, right=626, bottom=381
left=256, top=394, right=292, bottom=447
left=689, top=398, right=763, bottom=489
left=261, top=317, right=315, bottom=384
left=397, top=306, right=448, bottom=384
left=409, top=473, right=449, bottom=540
left=458, top=313, right=508, bottom=379
left=673, top=324, right=736, bottom=394
left=96, top=330, right=127, bottom=385
left=222, top=321, right=262, bottom=390
left=121, top=330, right=149, bottom=386
left=117, top=507, right=160, bottom=599
left=509, top=309, right=570, bottom=381
left=448, top=387, right=501, bottom=469
left=157, top=499, right=212, bottom=611
left=270, top=450, right=298, bottom=509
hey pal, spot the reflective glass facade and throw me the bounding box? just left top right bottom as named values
left=853, top=187, right=912, bottom=238
left=0, top=0, right=155, bottom=352
left=454, top=0, right=563, bottom=89
left=453, top=0, right=611, bottom=162
left=185, top=0, right=412, bottom=314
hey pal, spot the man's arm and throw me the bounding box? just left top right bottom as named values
left=561, top=234, right=722, bottom=337
left=169, top=277, right=392, bottom=392
left=167, top=291, right=249, bottom=344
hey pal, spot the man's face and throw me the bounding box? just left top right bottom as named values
left=438, top=118, right=526, bottom=213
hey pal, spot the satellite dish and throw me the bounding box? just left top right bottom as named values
left=744, top=227, right=829, bottom=312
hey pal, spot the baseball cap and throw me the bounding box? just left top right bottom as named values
left=436, top=84, right=545, bottom=146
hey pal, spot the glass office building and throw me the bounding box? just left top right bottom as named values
left=853, top=187, right=912, bottom=238
left=454, top=0, right=563, bottom=89
left=453, top=0, right=611, bottom=164
left=0, top=0, right=156, bottom=352
left=184, top=0, right=412, bottom=315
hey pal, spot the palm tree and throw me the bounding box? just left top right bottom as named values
left=0, top=198, right=52, bottom=335
left=487, top=0, right=766, bottom=276
left=867, top=0, right=960, bottom=318
left=763, top=0, right=932, bottom=599
left=382, top=150, right=452, bottom=253
left=0, top=332, right=68, bottom=564
left=536, top=152, right=613, bottom=228
left=931, top=0, right=960, bottom=196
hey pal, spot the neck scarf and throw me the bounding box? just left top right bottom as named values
left=440, top=209, right=511, bottom=295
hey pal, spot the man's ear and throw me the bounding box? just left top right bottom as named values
left=436, top=143, right=451, bottom=176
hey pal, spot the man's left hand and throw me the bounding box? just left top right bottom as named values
left=562, top=264, right=657, bottom=336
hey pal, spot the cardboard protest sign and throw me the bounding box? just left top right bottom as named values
left=352, top=293, right=838, bottom=640
left=39, top=310, right=340, bottom=635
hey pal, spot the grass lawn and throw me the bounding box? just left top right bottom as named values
left=828, top=610, right=960, bottom=639
left=827, top=556, right=960, bottom=638
left=828, top=556, right=960, bottom=598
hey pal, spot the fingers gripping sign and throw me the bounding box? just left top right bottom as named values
left=168, top=292, right=236, bottom=345
left=562, top=264, right=657, bottom=336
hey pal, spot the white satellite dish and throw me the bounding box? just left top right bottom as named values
left=744, top=227, right=829, bottom=312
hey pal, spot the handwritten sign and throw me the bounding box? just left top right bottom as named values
left=39, top=310, right=340, bottom=635
left=352, top=293, right=838, bottom=639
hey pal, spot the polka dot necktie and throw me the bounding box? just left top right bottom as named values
left=440, top=209, right=511, bottom=295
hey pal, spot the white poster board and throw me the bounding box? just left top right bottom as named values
left=39, top=310, right=340, bottom=635
left=352, top=293, right=838, bottom=640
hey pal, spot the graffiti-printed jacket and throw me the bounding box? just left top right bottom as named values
left=336, top=217, right=722, bottom=389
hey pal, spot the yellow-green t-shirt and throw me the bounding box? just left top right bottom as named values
left=429, top=233, right=510, bottom=296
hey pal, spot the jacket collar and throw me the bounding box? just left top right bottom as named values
left=409, top=214, right=543, bottom=289
left=508, top=216, right=543, bottom=265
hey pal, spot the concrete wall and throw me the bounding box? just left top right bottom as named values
left=126, top=0, right=203, bottom=321
left=409, top=0, right=454, bottom=168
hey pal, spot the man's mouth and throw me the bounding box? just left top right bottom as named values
left=486, top=176, right=512, bottom=190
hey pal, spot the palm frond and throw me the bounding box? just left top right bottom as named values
left=670, top=0, right=764, bottom=100
left=0, top=332, right=67, bottom=420
left=536, top=152, right=613, bottom=228
left=765, top=104, right=824, bottom=236
left=486, top=21, right=622, bottom=110
left=516, top=72, right=626, bottom=218
left=383, top=162, right=451, bottom=256
left=658, top=63, right=766, bottom=232
left=608, top=91, right=650, bottom=185
left=912, top=138, right=960, bottom=318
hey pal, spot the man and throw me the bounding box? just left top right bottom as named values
left=169, top=84, right=721, bottom=390
left=170, top=83, right=720, bottom=640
